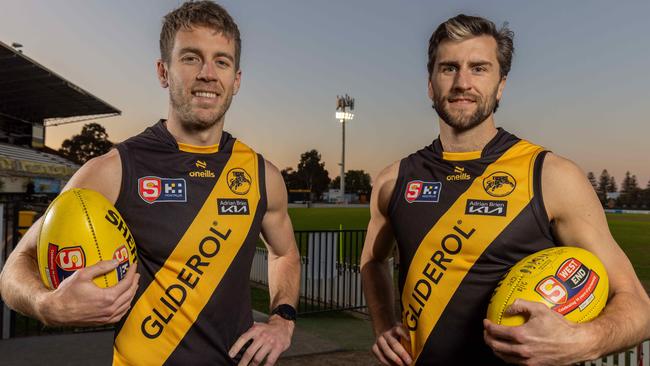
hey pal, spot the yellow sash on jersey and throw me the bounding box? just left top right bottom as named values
left=113, top=141, right=260, bottom=365
left=401, top=140, right=543, bottom=363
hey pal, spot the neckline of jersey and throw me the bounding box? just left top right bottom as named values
left=434, top=127, right=508, bottom=161
left=177, top=142, right=220, bottom=154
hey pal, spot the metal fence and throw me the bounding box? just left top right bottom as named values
left=250, top=230, right=379, bottom=314
left=583, top=340, right=649, bottom=365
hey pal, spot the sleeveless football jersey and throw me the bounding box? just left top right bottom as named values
left=388, top=128, right=555, bottom=365
left=112, top=121, right=266, bottom=365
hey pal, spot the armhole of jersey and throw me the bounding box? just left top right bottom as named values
left=531, top=150, right=554, bottom=241
left=257, top=153, right=268, bottom=214
left=114, top=144, right=130, bottom=209
left=386, top=159, right=405, bottom=218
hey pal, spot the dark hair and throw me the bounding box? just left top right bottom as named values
left=427, top=14, right=514, bottom=79
left=160, top=1, right=241, bottom=69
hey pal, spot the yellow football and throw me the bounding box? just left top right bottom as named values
left=487, top=246, right=608, bottom=326
left=37, top=188, right=138, bottom=289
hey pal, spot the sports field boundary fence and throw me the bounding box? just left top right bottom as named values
left=250, top=230, right=391, bottom=314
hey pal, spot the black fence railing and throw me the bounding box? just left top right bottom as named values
left=250, top=230, right=369, bottom=314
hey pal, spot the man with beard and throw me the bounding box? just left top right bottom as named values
left=0, top=2, right=300, bottom=365
left=360, top=14, right=650, bottom=366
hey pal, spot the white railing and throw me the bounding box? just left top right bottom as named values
left=583, top=340, right=649, bottom=365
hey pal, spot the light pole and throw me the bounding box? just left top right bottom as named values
left=335, top=94, right=354, bottom=204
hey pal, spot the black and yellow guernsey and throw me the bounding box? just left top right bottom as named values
left=388, top=128, right=555, bottom=365
left=112, top=121, right=266, bottom=365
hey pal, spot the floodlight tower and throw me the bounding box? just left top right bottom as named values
left=335, top=94, right=355, bottom=204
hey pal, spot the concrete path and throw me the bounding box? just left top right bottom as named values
left=0, top=311, right=341, bottom=365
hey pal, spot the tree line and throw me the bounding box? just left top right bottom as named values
left=587, top=170, right=650, bottom=209
left=55, top=124, right=648, bottom=209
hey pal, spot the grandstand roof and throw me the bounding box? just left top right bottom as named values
left=0, top=40, right=120, bottom=124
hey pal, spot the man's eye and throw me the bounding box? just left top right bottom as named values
left=182, top=56, right=199, bottom=63
left=473, top=66, right=487, bottom=73
left=442, top=66, right=457, bottom=73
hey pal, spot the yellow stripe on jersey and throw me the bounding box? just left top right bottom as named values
left=113, top=141, right=260, bottom=365
left=402, top=140, right=543, bottom=363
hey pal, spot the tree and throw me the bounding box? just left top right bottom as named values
left=58, top=123, right=113, bottom=164
left=587, top=171, right=598, bottom=194
left=293, top=150, right=330, bottom=200
left=607, top=176, right=617, bottom=194
left=330, top=170, right=372, bottom=195
left=596, top=170, right=611, bottom=204
left=618, top=171, right=641, bottom=208
left=280, top=167, right=301, bottom=190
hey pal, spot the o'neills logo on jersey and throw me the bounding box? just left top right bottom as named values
left=138, top=177, right=187, bottom=203
left=483, top=171, right=516, bottom=197
left=190, top=160, right=216, bottom=178
left=405, top=180, right=442, bottom=203
left=140, top=221, right=232, bottom=339
left=403, top=222, right=476, bottom=331
left=227, top=168, right=252, bottom=195
left=446, top=166, right=471, bottom=181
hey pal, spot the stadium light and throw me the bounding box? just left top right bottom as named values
left=335, top=94, right=355, bottom=204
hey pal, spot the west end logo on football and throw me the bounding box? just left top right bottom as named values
left=138, top=176, right=187, bottom=203
left=534, top=257, right=599, bottom=316
left=47, top=244, right=86, bottom=288
left=404, top=180, right=442, bottom=203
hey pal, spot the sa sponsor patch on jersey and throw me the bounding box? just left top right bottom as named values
left=405, top=180, right=442, bottom=203
left=138, top=177, right=187, bottom=203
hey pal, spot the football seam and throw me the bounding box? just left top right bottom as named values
left=577, top=284, right=606, bottom=323
left=74, top=189, right=109, bottom=288
left=499, top=275, right=522, bottom=325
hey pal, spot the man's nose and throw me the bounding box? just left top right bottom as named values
left=197, top=61, right=218, bottom=82
left=452, top=68, right=471, bottom=91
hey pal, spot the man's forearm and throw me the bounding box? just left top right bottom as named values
left=581, top=290, right=650, bottom=360
left=362, top=259, right=397, bottom=335
left=0, top=252, right=49, bottom=323
left=267, top=252, right=300, bottom=309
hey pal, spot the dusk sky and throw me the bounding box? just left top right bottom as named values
left=2, top=0, right=648, bottom=186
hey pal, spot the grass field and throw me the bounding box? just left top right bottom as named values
left=287, top=208, right=650, bottom=286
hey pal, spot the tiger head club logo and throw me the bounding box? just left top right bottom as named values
left=534, top=257, right=600, bottom=316
left=227, top=168, right=252, bottom=195
left=47, top=244, right=86, bottom=288
left=483, top=171, right=516, bottom=197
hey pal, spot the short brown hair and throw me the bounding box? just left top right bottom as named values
left=160, top=1, right=241, bottom=69
left=427, top=14, right=514, bottom=79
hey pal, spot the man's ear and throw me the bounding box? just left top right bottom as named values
left=156, top=59, right=169, bottom=88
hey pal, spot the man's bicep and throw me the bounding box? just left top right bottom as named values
left=61, top=148, right=122, bottom=203
left=544, top=154, right=644, bottom=295
left=260, top=160, right=296, bottom=257
left=362, top=162, right=399, bottom=265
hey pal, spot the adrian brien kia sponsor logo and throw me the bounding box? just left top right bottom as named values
left=465, top=199, right=507, bottom=216
left=190, top=160, right=215, bottom=178
left=227, top=168, right=252, bottom=195
left=405, top=180, right=442, bottom=203
left=483, top=171, right=516, bottom=197
left=138, top=177, right=187, bottom=203
left=446, top=166, right=471, bottom=181
left=218, top=198, right=250, bottom=215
